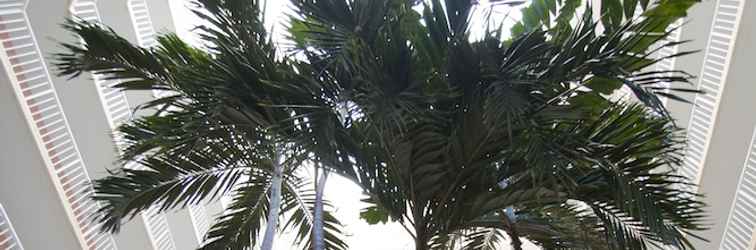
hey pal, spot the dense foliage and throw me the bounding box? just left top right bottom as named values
left=55, top=0, right=705, bottom=249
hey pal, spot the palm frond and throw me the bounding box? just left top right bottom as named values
left=281, top=176, right=348, bottom=250
left=54, top=0, right=707, bottom=249
left=54, top=19, right=170, bottom=89
left=515, top=104, right=707, bottom=248
left=92, top=141, right=258, bottom=233
left=462, top=228, right=506, bottom=250
left=201, top=177, right=272, bottom=250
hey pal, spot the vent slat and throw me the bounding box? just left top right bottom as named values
left=0, top=2, right=116, bottom=248
left=68, top=1, right=177, bottom=249
left=0, top=204, right=24, bottom=249
left=721, top=126, right=756, bottom=249
left=141, top=206, right=177, bottom=250
left=189, top=205, right=212, bottom=244
left=680, top=0, right=745, bottom=188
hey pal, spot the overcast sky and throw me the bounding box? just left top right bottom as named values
left=167, top=1, right=535, bottom=249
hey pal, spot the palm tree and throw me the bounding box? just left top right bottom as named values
left=287, top=0, right=706, bottom=249
left=55, top=0, right=708, bottom=249
left=55, top=0, right=349, bottom=249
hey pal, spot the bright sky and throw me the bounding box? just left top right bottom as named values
left=167, top=1, right=537, bottom=249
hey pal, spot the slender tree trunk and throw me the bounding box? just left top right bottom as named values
left=313, top=169, right=329, bottom=250
left=505, top=223, right=523, bottom=250
left=508, top=231, right=523, bottom=250
left=414, top=237, right=430, bottom=250
left=261, top=149, right=283, bottom=250
left=413, top=212, right=429, bottom=250
left=504, top=207, right=522, bottom=250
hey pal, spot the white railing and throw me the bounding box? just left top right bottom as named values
left=126, top=2, right=213, bottom=245
left=0, top=1, right=116, bottom=248
left=680, top=0, right=745, bottom=190
left=69, top=1, right=177, bottom=249
left=69, top=0, right=100, bottom=22
left=188, top=205, right=212, bottom=244
left=127, top=0, right=157, bottom=48
left=720, top=128, right=756, bottom=250
left=127, top=0, right=174, bottom=100
left=142, top=205, right=177, bottom=250
left=655, top=18, right=684, bottom=106
left=0, top=204, right=24, bottom=250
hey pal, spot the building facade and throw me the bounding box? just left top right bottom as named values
left=591, top=0, right=753, bottom=248
left=0, top=0, right=220, bottom=249
left=664, top=1, right=755, bottom=249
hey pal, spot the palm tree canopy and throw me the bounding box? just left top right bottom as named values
left=54, top=0, right=706, bottom=249
left=55, top=0, right=350, bottom=249
left=287, top=0, right=705, bottom=249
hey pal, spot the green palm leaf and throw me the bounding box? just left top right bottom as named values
left=55, top=0, right=708, bottom=249
left=92, top=139, right=258, bottom=233
left=201, top=177, right=272, bottom=250
left=281, top=176, right=348, bottom=250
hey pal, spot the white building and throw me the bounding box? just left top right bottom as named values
left=0, top=1, right=220, bottom=249
left=662, top=1, right=755, bottom=249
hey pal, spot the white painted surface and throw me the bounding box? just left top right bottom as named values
left=0, top=1, right=117, bottom=248
left=681, top=0, right=745, bottom=189
left=0, top=204, right=24, bottom=250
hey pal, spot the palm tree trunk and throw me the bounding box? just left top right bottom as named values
left=413, top=211, right=429, bottom=250
left=508, top=231, right=523, bottom=250
left=505, top=223, right=523, bottom=250
left=261, top=149, right=283, bottom=250
left=504, top=207, right=522, bottom=250
left=414, top=237, right=430, bottom=250
left=312, top=169, right=329, bottom=250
